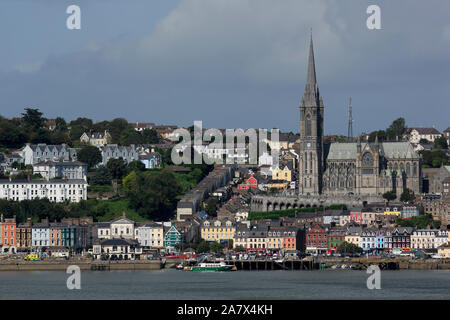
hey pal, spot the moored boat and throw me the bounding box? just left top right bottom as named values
left=191, top=262, right=236, bottom=271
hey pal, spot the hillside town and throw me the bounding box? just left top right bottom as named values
left=0, top=36, right=450, bottom=263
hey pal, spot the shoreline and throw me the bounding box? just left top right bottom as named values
left=0, top=261, right=163, bottom=271
left=0, top=258, right=448, bottom=271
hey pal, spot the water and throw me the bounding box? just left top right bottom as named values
left=0, top=269, right=449, bottom=300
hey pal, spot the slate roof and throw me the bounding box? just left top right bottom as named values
left=325, top=141, right=418, bottom=160
left=409, top=127, right=442, bottom=135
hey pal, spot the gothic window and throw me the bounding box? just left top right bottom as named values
left=400, top=163, right=404, bottom=173
left=305, top=114, right=312, bottom=136
left=413, top=163, right=417, bottom=176
left=304, top=152, right=308, bottom=171
left=309, top=152, right=313, bottom=173
left=362, top=152, right=374, bottom=166
left=406, top=163, right=410, bottom=176
left=348, top=179, right=353, bottom=188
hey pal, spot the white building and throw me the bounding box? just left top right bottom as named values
left=20, top=144, right=78, bottom=165
left=97, top=214, right=136, bottom=240
left=0, top=179, right=87, bottom=203
left=32, top=161, right=87, bottom=181
left=31, top=225, right=50, bottom=248
left=136, top=223, right=164, bottom=248
left=411, top=230, right=438, bottom=250
left=408, top=127, right=442, bottom=144
left=100, top=144, right=138, bottom=166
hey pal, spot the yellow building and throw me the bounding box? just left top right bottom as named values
left=383, top=207, right=401, bottom=216
left=345, top=228, right=362, bottom=247
left=437, top=243, right=450, bottom=258
left=201, top=219, right=235, bottom=243
left=272, top=165, right=292, bottom=182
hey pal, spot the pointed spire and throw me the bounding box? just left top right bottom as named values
left=306, top=31, right=317, bottom=86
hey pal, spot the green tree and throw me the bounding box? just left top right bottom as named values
left=386, top=117, right=407, bottom=141
left=197, top=240, right=210, bottom=253
left=54, top=117, right=68, bottom=132
left=127, top=160, right=145, bottom=173
left=107, top=158, right=127, bottom=180
left=434, top=136, right=448, bottom=150
left=69, top=117, right=93, bottom=140
left=90, top=166, right=112, bottom=185
left=210, top=242, right=224, bottom=253
left=77, top=146, right=102, bottom=168
left=382, top=190, right=397, bottom=202
left=108, top=118, right=129, bottom=144
left=337, top=241, right=362, bottom=254
left=21, top=108, right=46, bottom=130
left=142, top=128, right=160, bottom=144
left=205, top=198, right=218, bottom=217
left=400, top=188, right=415, bottom=203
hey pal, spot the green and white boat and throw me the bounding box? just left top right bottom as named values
left=191, top=262, right=236, bottom=272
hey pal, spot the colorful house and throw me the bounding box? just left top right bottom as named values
left=306, top=224, right=328, bottom=254
left=163, top=223, right=182, bottom=252
left=237, top=174, right=258, bottom=190
left=0, top=215, right=16, bottom=253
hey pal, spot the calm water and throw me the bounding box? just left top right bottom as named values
left=0, top=269, right=449, bottom=300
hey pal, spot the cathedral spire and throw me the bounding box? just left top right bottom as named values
left=306, top=32, right=317, bottom=86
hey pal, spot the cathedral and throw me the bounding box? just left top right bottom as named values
left=298, top=35, right=422, bottom=198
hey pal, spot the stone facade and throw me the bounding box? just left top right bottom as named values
left=298, top=36, right=421, bottom=199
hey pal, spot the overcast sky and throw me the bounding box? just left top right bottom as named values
left=0, top=0, right=449, bottom=135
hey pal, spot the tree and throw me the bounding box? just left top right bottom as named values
left=400, top=188, right=415, bottom=203
left=119, top=128, right=143, bottom=146
left=337, top=241, right=362, bottom=254
left=122, top=169, right=182, bottom=220
left=197, top=240, right=210, bottom=253
left=127, top=160, right=145, bottom=173
left=434, top=136, right=448, bottom=150
left=69, top=117, right=93, bottom=140
left=77, top=146, right=102, bottom=168
left=54, top=117, right=68, bottom=132
left=108, top=118, right=129, bottom=144
left=382, top=190, right=396, bottom=202
left=386, top=117, right=407, bottom=141
left=107, top=158, right=127, bottom=180
left=21, top=108, right=46, bottom=130
left=142, top=128, right=160, bottom=144
left=419, top=138, right=430, bottom=144
left=90, top=166, right=112, bottom=185
left=205, top=198, right=218, bottom=217
left=210, top=242, right=224, bottom=253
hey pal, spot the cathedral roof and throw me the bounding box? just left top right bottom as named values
left=325, top=142, right=419, bottom=160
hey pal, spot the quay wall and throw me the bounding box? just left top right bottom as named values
left=0, top=261, right=162, bottom=271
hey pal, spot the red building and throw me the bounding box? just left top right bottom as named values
left=327, top=229, right=346, bottom=254
left=238, top=174, right=258, bottom=190
left=306, top=224, right=328, bottom=254
left=1, top=215, right=16, bottom=253
left=350, top=211, right=362, bottom=224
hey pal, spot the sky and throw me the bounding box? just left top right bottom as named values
left=0, top=0, right=449, bottom=135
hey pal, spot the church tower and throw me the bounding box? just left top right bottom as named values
left=298, top=34, right=324, bottom=195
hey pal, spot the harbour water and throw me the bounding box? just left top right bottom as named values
left=0, top=269, right=449, bottom=300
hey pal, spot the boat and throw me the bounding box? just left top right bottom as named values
left=191, top=262, right=237, bottom=271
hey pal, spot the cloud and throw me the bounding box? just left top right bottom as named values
left=14, top=61, right=43, bottom=74
left=1, top=0, right=450, bottom=133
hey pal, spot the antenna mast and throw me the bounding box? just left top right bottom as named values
left=347, top=97, right=353, bottom=141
